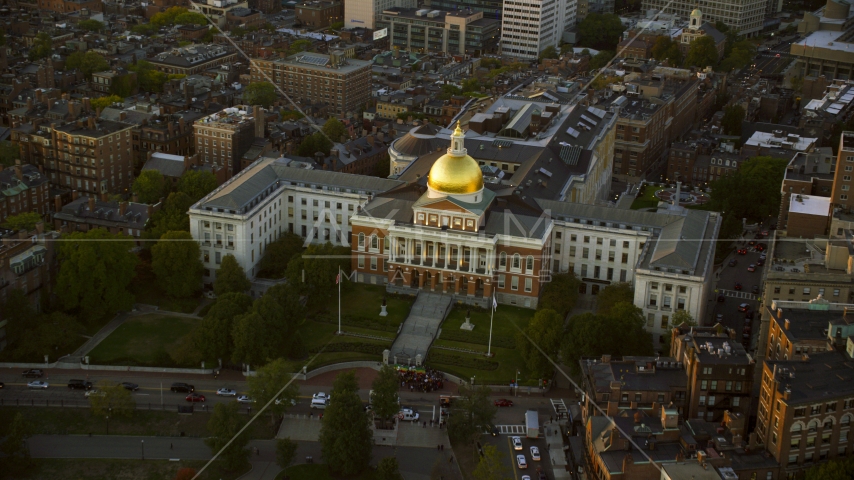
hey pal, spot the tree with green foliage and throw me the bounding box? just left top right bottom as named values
left=205, top=402, right=251, bottom=471
left=517, top=309, right=563, bottom=379
left=0, top=289, right=35, bottom=349
left=243, top=81, right=277, bottom=108
left=78, top=19, right=104, bottom=32
left=9, top=311, right=85, bottom=362
left=129, top=60, right=168, bottom=93
left=276, top=438, right=299, bottom=470
left=175, top=12, right=208, bottom=25
left=473, top=444, right=510, bottom=480
left=577, top=14, right=625, bottom=50
left=718, top=39, right=756, bottom=72
left=461, top=77, right=481, bottom=93
left=28, top=32, right=53, bottom=61
left=562, top=302, right=654, bottom=374
left=56, top=229, right=138, bottom=321
left=437, top=83, right=463, bottom=100
left=247, top=358, right=300, bottom=423
left=319, top=370, right=373, bottom=476
left=201, top=26, right=219, bottom=43
left=376, top=457, right=405, bottom=480
left=285, top=242, right=351, bottom=301
left=1, top=412, right=32, bottom=472
left=151, top=6, right=189, bottom=26
left=589, top=50, right=614, bottom=70
left=539, top=45, right=558, bottom=60
left=288, top=39, right=313, bottom=55
left=232, top=286, right=305, bottom=364
left=280, top=109, right=304, bottom=121
left=131, top=24, right=158, bottom=35
left=330, top=21, right=345, bottom=30
left=2, top=212, right=41, bottom=232
left=133, top=170, right=168, bottom=204
left=371, top=364, right=401, bottom=429
left=721, top=104, right=745, bottom=136
left=805, top=456, right=854, bottom=480
left=91, top=95, right=124, bottom=110
left=66, top=51, right=110, bottom=80
left=214, top=255, right=251, bottom=296
left=193, top=292, right=252, bottom=361
left=258, top=232, right=304, bottom=278
left=146, top=192, right=194, bottom=240
left=177, top=170, right=218, bottom=202
left=90, top=381, right=136, bottom=418
left=595, top=282, right=633, bottom=315
left=447, top=384, right=496, bottom=447
left=662, top=310, right=697, bottom=352
left=560, top=43, right=573, bottom=54
left=321, top=117, right=348, bottom=142
left=651, top=37, right=682, bottom=65
left=110, top=74, right=137, bottom=98
left=296, top=131, right=333, bottom=156
left=537, top=273, right=580, bottom=318
left=684, top=36, right=718, bottom=69
left=707, top=156, right=788, bottom=226
left=151, top=231, right=203, bottom=298
left=0, top=140, right=20, bottom=167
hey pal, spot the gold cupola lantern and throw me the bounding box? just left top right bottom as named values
left=427, top=121, right=484, bottom=195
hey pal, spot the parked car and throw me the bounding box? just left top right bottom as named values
left=530, top=446, right=541, bottom=461
left=537, top=468, right=548, bottom=480
left=743, top=326, right=752, bottom=333
left=516, top=454, right=528, bottom=469
left=22, top=369, right=44, bottom=378
left=756, top=243, right=767, bottom=251
left=734, top=282, right=743, bottom=290
left=27, top=381, right=49, bottom=389
left=748, top=240, right=756, bottom=246
left=745, top=311, right=755, bottom=320
left=512, top=436, right=523, bottom=450
left=494, top=399, right=514, bottom=407
left=717, top=295, right=726, bottom=303
left=737, top=248, right=748, bottom=255
left=738, top=303, right=750, bottom=312
left=761, top=230, right=769, bottom=236
left=237, top=395, right=255, bottom=404
left=67, top=379, right=93, bottom=390
left=752, top=285, right=760, bottom=294
left=716, top=313, right=724, bottom=322
left=747, top=264, right=756, bottom=272
left=186, top=393, right=206, bottom=402
left=216, top=388, right=237, bottom=397
left=0, top=382, right=4, bottom=389
left=756, top=258, right=765, bottom=266
left=312, top=392, right=330, bottom=400
left=171, top=383, right=194, bottom=393
left=121, top=382, right=139, bottom=391
left=728, top=259, right=738, bottom=267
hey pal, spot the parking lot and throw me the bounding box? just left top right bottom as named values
left=710, top=233, right=770, bottom=351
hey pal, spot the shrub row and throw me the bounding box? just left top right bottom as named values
left=313, top=314, right=400, bottom=332
left=307, top=342, right=389, bottom=355
left=427, top=353, right=499, bottom=371
left=439, top=329, right=515, bottom=349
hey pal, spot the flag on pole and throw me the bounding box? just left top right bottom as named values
left=336, top=273, right=340, bottom=284
left=492, top=295, right=497, bottom=310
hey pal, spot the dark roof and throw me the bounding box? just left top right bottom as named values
left=55, top=196, right=151, bottom=230
left=699, top=22, right=726, bottom=45
left=766, top=352, right=854, bottom=405
left=142, top=153, right=186, bottom=179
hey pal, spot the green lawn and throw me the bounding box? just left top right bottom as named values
left=339, top=283, right=414, bottom=326
left=429, top=305, right=538, bottom=386
left=26, top=459, right=249, bottom=480
left=87, top=314, right=200, bottom=367
left=630, top=184, right=665, bottom=210
left=0, top=407, right=275, bottom=439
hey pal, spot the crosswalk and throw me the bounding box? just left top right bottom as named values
left=718, top=289, right=758, bottom=301
left=550, top=398, right=568, bottom=417
left=495, top=425, right=526, bottom=435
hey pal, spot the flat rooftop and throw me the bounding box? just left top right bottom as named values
left=789, top=193, right=831, bottom=216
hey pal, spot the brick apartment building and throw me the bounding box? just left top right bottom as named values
left=778, top=149, right=835, bottom=230
left=251, top=51, right=371, bottom=114
left=147, top=45, right=237, bottom=76
left=134, top=113, right=198, bottom=169
left=831, top=132, right=854, bottom=213
left=667, top=141, right=740, bottom=186
left=53, top=193, right=156, bottom=247
left=193, top=105, right=262, bottom=179
left=38, top=0, right=101, bottom=13
left=295, top=0, right=342, bottom=28
left=671, top=325, right=755, bottom=422
left=0, top=163, right=51, bottom=226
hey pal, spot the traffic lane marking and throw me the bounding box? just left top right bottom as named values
left=507, top=434, right=520, bottom=480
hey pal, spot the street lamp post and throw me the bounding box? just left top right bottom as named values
left=107, top=407, right=111, bottom=435
left=141, top=440, right=144, bottom=460
left=515, top=371, right=520, bottom=397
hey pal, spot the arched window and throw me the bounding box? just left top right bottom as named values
left=358, top=233, right=365, bottom=248
left=824, top=417, right=835, bottom=429
left=371, top=234, right=378, bottom=249
left=499, top=252, right=507, bottom=268
left=808, top=420, right=820, bottom=433
left=512, top=254, right=521, bottom=270
left=526, top=256, right=534, bottom=272
left=841, top=414, right=852, bottom=426
left=791, top=422, right=803, bottom=433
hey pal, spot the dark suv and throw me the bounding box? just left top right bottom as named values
left=67, top=379, right=93, bottom=390
left=22, top=369, right=44, bottom=378
left=171, top=382, right=195, bottom=393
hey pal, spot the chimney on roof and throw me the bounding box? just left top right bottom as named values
left=14, top=162, right=22, bottom=181
left=601, top=354, right=611, bottom=363
left=119, top=111, right=126, bottom=121
left=147, top=204, right=154, bottom=218
left=168, top=121, right=174, bottom=136
left=35, top=89, right=43, bottom=103
left=54, top=195, right=62, bottom=212
left=367, top=135, right=375, bottom=147
left=254, top=105, right=265, bottom=138
left=26, top=97, right=33, bottom=110
left=83, top=96, right=91, bottom=112
left=88, top=196, right=95, bottom=212
left=100, top=193, right=108, bottom=202
left=48, top=98, right=54, bottom=111
left=119, top=201, right=128, bottom=216
left=179, top=116, right=186, bottom=131
left=633, top=411, right=642, bottom=424
left=785, top=319, right=790, bottom=330
left=72, top=190, right=78, bottom=201
left=132, top=193, right=139, bottom=203
left=88, top=116, right=96, bottom=130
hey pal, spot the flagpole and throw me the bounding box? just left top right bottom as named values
left=487, top=293, right=495, bottom=357
left=337, top=267, right=342, bottom=334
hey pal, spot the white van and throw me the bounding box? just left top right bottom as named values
left=399, top=408, right=420, bottom=421
left=310, top=398, right=328, bottom=409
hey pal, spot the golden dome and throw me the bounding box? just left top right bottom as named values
left=427, top=122, right=484, bottom=195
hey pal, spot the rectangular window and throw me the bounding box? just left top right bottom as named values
left=498, top=275, right=505, bottom=288
left=370, top=257, right=377, bottom=270
left=511, top=276, right=519, bottom=291
left=524, top=278, right=532, bottom=292
left=358, top=255, right=365, bottom=268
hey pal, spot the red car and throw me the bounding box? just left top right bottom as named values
left=734, top=283, right=743, bottom=290
left=186, top=393, right=206, bottom=402
left=737, top=248, right=748, bottom=255
left=494, top=399, right=514, bottom=407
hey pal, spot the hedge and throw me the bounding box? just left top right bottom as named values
left=307, top=342, right=389, bottom=355
left=427, top=353, right=499, bottom=371
left=439, top=329, right=515, bottom=349
left=313, top=313, right=400, bottom=333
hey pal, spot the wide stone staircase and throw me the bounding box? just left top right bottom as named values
left=389, top=292, right=453, bottom=364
